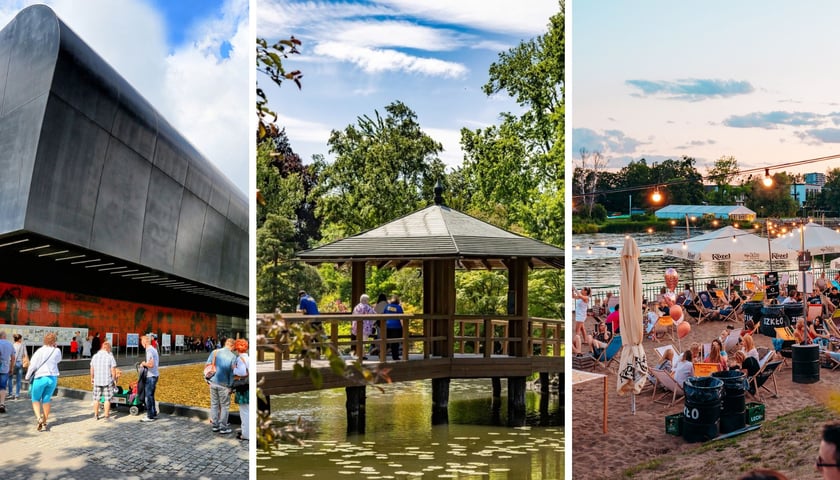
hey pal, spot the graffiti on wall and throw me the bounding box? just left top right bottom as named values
left=0, top=281, right=216, bottom=340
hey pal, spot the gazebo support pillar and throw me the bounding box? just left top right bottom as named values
left=507, top=376, right=527, bottom=427
left=431, top=378, right=450, bottom=425
left=346, top=385, right=366, bottom=434
left=424, top=259, right=455, bottom=357
left=507, top=258, right=530, bottom=357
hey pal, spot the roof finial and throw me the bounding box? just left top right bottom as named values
left=434, top=180, right=445, bottom=206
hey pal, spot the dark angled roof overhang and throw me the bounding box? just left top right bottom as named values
left=297, top=204, right=564, bottom=270
left=0, top=6, right=247, bottom=317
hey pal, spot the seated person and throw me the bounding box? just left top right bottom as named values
left=808, top=288, right=823, bottom=305
left=643, top=302, right=659, bottom=339
left=606, top=305, right=620, bottom=334
left=719, top=290, right=742, bottom=316
left=722, top=325, right=742, bottom=355
left=673, top=350, right=695, bottom=388
left=704, top=340, right=728, bottom=372
left=590, top=322, right=612, bottom=358
left=811, top=316, right=831, bottom=348
left=729, top=351, right=760, bottom=394
left=828, top=287, right=840, bottom=307
left=793, top=318, right=811, bottom=344
left=648, top=348, right=675, bottom=385
left=742, top=319, right=757, bottom=336
left=742, top=334, right=759, bottom=361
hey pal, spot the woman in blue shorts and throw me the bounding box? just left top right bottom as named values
left=25, top=332, right=62, bottom=431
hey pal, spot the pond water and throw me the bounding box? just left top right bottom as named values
left=571, top=230, right=826, bottom=290
left=260, top=379, right=565, bottom=479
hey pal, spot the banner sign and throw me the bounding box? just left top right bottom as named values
left=0, top=325, right=87, bottom=347
left=126, top=333, right=139, bottom=348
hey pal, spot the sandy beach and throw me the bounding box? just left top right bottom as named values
left=572, top=312, right=840, bottom=479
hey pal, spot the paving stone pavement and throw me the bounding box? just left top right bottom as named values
left=0, top=391, right=248, bottom=480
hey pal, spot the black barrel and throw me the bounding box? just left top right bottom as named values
left=783, top=303, right=803, bottom=321
left=712, top=370, right=747, bottom=433
left=743, top=301, right=763, bottom=322
left=759, top=305, right=787, bottom=337
left=683, top=376, right=724, bottom=443
left=792, top=343, right=820, bottom=384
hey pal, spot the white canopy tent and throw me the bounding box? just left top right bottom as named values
left=662, top=225, right=796, bottom=263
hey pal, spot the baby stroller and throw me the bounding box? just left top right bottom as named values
left=108, top=363, right=147, bottom=416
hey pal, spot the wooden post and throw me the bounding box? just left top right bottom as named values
left=491, top=377, right=502, bottom=399
left=539, top=372, right=550, bottom=396
left=507, top=376, right=526, bottom=427
left=431, top=378, right=450, bottom=425
left=351, top=262, right=366, bottom=358
left=346, top=386, right=366, bottom=434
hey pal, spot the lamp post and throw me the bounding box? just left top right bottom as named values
left=628, top=194, right=632, bottom=217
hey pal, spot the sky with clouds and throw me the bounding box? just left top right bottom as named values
left=258, top=0, right=560, bottom=170
left=572, top=0, right=840, bottom=178
left=0, top=0, right=249, bottom=193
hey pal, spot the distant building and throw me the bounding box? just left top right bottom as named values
left=790, top=183, right=821, bottom=206
left=804, top=172, right=826, bottom=187
left=654, top=205, right=756, bottom=222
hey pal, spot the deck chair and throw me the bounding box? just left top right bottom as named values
left=651, top=368, right=685, bottom=407
left=744, top=281, right=756, bottom=295
left=701, top=343, right=711, bottom=359
left=655, top=344, right=679, bottom=360
left=826, top=351, right=840, bottom=371
left=681, top=297, right=701, bottom=323
left=607, top=295, right=620, bottom=313
left=718, top=302, right=740, bottom=323
left=654, top=316, right=675, bottom=344
left=808, top=303, right=824, bottom=322
left=696, top=292, right=719, bottom=324
left=748, top=359, right=782, bottom=402
left=750, top=291, right=765, bottom=302
left=592, top=334, right=622, bottom=370
left=693, top=362, right=722, bottom=377
left=772, top=328, right=795, bottom=367
left=722, top=328, right=742, bottom=355
left=714, top=289, right=727, bottom=303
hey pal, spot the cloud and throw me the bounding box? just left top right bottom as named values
left=723, top=111, right=825, bottom=129
left=329, top=20, right=467, bottom=51
left=375, top=0, right=558, bottom=36
left=314, top=41, right=467, bottom=77
left=626, top=78, right=754, bottom=101
left=797, top=128, right=840, bottom=144
left=572, top=128, right=644, bottom=156
left=424, top=127, right=464, bottom=170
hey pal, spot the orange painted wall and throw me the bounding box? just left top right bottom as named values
left=0, top=281, right=216, bottom=340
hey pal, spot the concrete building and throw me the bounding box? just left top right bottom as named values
left=0, top=6, right=247, bottom=345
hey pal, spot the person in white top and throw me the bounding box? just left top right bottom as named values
left=572, top=287, right=591, bottom=345
left=25, top=332, right=62, bottom=431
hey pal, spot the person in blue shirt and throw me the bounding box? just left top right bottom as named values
left=298, top=290, right=321, bottom=328
left=384, top=295, right=404, bottom=360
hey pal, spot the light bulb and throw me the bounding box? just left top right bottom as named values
left=762, top=168, right=773, bottom=187
left=651, top=189, right=662, bottom=203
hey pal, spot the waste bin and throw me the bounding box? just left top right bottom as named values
left=743, top=301, right=763, bottom=323
left=759, top=305, right=786, bottom=337
left=792, top=343, right=820, bottom=384
left=683, top=376, right=724, bottom=443
left=712, top=370, right=747, bottom=433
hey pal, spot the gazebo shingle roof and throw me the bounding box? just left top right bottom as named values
left=297, top=204, right=564, bottom=270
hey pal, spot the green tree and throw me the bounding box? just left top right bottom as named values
left=314, top=101, right=445, bottom=237
left=256, top=37, right=302, bottom=142
left=256, top=214, right=322, bottom=313
left=812, top=168, right=840, bottom=216
left=706, top=155, right=740, bottom=204
left=461, top=2, right=564, bottom=246
left=653, top=157, right=705, bottom=205
left=745, top=172, right=798, bottom=217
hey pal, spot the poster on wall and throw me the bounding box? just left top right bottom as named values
left=161, top=333, right=171, bottom=353
left=175, top=335, right=184, bottom=347
left=105, top=332, right=113, bottom=344
left=126, top=333, right=139, bottom=348
left=1, top=325, right=87, bottom=347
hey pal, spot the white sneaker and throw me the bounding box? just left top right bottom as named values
left=140, top=416, right=155, bottom=422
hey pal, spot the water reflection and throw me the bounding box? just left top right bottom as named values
left=572, top=231, right=815, bottom=289
left=262, top=379, right=565, bottom=479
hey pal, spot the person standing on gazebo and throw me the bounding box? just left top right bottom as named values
left=351, top=294, right=376, bottom=359
left=383, top=295, right=404, bottom=361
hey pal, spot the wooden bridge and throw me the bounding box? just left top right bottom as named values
left=257, top=312, right=564, bottom=430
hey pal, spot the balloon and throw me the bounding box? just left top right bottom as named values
left=664, top=268, right=679, bottom=291
left=677, top=320, right=691, bottom=339
left=669, top=305, right=683, bottom=323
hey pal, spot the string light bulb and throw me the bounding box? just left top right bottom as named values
left=651, top=187, right=662, bottom=203
left=762, top=168, right=773, bottom=187
left=587, top=245, right=593, bottom=254
left=682, top=241, right=687, bottom=249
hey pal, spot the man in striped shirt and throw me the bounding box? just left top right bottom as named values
left=90, top=341, right=117, bottom=420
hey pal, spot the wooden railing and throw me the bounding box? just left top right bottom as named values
left=257, top=312, right=564, bottom=371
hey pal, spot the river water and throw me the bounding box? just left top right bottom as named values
left=570, top=230, right=830, bottom=291
left=260, top=379, right=564, bottom=479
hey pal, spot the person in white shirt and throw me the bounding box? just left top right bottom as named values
left=25, top=332, right=62, bottom=431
